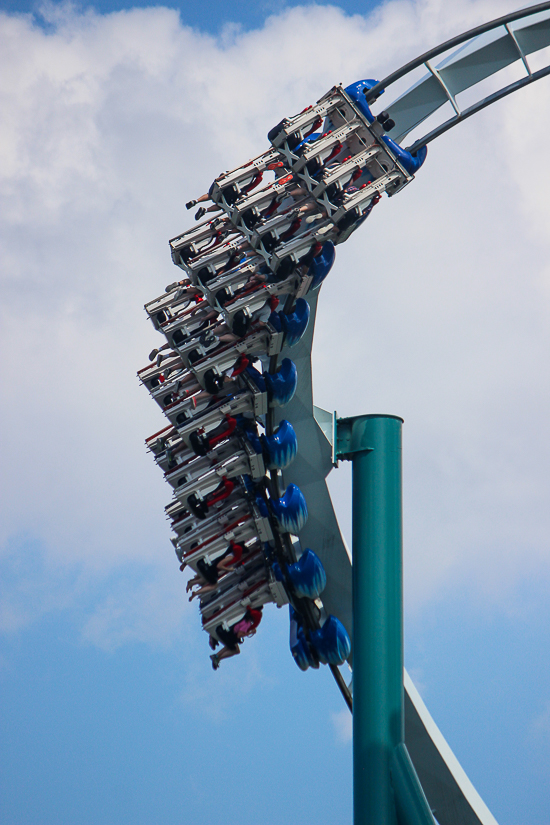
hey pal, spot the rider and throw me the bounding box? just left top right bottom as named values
left=186, top=541, right=245, bottom=596
left=210, top=606, right=263, bottom=669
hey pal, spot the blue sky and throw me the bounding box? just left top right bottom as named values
left=0, top=0, right=382, bottom=34
left=1, top=1, right=550, bottom=824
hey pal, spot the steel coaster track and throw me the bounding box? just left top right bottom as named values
left=365, top=1, right=550, bottom=151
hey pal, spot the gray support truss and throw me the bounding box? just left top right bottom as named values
left=274, top=296, right=500, bottom=825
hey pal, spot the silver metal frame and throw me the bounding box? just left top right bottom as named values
left=363, top=2, right=550, bottom=152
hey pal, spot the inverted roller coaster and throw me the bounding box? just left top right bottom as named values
left=139, top=4, right=550, bottom=824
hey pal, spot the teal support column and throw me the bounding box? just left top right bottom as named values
left=336, top=413, right=434, bottom=825
left=337, top=414, right=404, bottom=825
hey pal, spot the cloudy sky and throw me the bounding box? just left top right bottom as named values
left=1, top=0, right=550, bottom=823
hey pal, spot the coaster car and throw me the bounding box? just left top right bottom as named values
left=174, top=500, right=254, bottom=559
left=166, top=482, right=249, bottom=536
left=201, top=579, right=284, bottom=637
left=170, top=494, right=273, bottom=546
left=216, top=283, right=283, bottom=333
left=187, top=327, right=284, bottom=385
left=278, top=547, right=327, bottom=599
left=259, top=419, right=298, bottom=470
left=266, top=232, right=328, bottom=279
left=270, top=483, right=308, bottom=534
left=208, top=266, right=311, bottom=323
left=198, top=258, right=264, bottom=306
left=171, top=446, right=265, bottom=507
left=165, top=439, right=239, bottom=487
left=198, top=558, right=268, bottom=615
left=162, top=371, right=267, bottom=432
left=183, top=238, right=250, bottom=284
left=289, top=606, right=351, bottom=671
left=269, top=298, right=310, bottom=348
left=264, top=358, right=297, bottom=407
left=188, top=414, right=239, bottom=457
left=310, top=615, right=351, bottom=665
left=164, top=389, right=257, bottom=442
left=180, top=520, right=261, bottom=570
left=228, top=175, right=297, bottom=237
left=208, top=147, right=281, bottom=210
left=300, top=241, right=333, bottom=294
left=169, top=216, right=234, bottom=267
left=137, top=354, right=186, bottom=397
left=267, top=87, right=346, bottom=158
left=291, top=121, right=361, bottom=173
left=311, top=144, right=381, bottom=205
left=149, top=431, right=198, bottom=472
left=249, top=208, right=310, bottom=256
left=161, top=305, right=220, bottom=352
left=343, top=79, right=427, bottom=175
left=289, top=606, right=319, bottom=671
left=183, top=468, right=273, bottom=522
left=269, top=82, right=419, bottom=217
left=145, top=287, right=198, bottom=330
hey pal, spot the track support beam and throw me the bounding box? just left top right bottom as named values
left=336, top=414, right=433, bottom=825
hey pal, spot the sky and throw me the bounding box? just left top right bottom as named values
left=1, top=1, right=550, bottom=824
left=0, top=0, right=383, bottom=34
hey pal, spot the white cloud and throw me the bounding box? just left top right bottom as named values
left=81, top=557, right=191, bottom=651
left=529, top=700, right=550, bottom=740
left=177, top=644, right=268, bottom=721
left=332, top=707, right=352, bottom=744
left=1, top=0, right=550, bottom=645
left=526, top=699, right=550, bottom=774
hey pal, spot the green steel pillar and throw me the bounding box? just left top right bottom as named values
left=336, top=414, right=434, bottom=825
